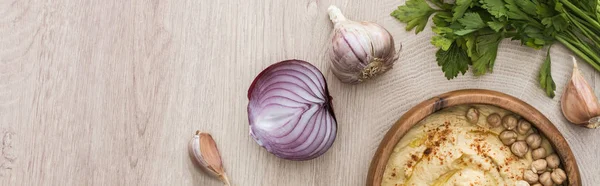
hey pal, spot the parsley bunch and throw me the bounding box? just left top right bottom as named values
left=392, top=0, right=600, bottom=97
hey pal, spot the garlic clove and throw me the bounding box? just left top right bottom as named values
left=327, top=5, right=399, bottom=84
left=189, top=131, right=231, bottom=186
left=561, top=57, right=600, bottom=128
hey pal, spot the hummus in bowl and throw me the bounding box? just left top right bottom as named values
left=382, top=105, right=554, bottom=186
left=367, top=90, right=580, bottom=186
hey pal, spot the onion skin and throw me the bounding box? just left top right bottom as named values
left=247, top=60, right=337, bottom=161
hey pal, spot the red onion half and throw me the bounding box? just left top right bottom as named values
left=247, top=60, right=337, bottom=161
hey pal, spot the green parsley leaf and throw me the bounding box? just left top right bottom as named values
left=479, top=0, right=507, bottom=18
left=487, top=21, right=506, bottom=32
left=432, top=35, right=455, bottom=50
left=539, top=49, right=556, bottom=98
left=391, top=0, right=437, bottom=34
left=541, top=17, right=553, bottom=27
left=458, top=12, right=486, bottom=29
left=535, top=2, right=554, bottom=18
left=436, top=42, right=470, bottom=79
left=433, top=26, right=454, bottom=35
left=455, top=29, right=478, bottom=35
left=453, top=0, right=474, bottom=21
left=505, top=0, right=530, bottom=20
left=472, top=32, right=503, bottom=75
left=554, top=1, right=564, bottom=12
left=463, top=34, right=477, bottom=58
left=433, top=12, right=453, bottom=27
left=429, top=0, right=454, bottom=10
left=454, top=12, right=486, bottom=35
left=515, top=0, right=537, bottom=17
left=551, top=15, right=569, bottom=32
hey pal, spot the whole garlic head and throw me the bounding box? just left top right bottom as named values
left=328, top=5, right=399, bottom=84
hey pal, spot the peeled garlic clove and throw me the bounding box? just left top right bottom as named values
left=327, top=5, right=399, bottom=84
left=189, top=131, right=231, bottom=186
left=561, top=58, right=600, bottom=128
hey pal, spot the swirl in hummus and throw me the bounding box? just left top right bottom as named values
left=382, top=105, right=554, bottom=186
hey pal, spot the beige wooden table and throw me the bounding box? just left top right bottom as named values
left=2, top=0, right=599, bottom=185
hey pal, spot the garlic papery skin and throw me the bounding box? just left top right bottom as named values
left=328, top=5, right=399, bottom=84
left=560, top=58, right=600, bottom=129
left=189, top=131, right=231, bottom=186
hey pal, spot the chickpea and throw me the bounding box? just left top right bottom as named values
left=466, top=107, right=479, bottom=124
left=516, top=180, right=531, bottom=186
left=526, top=133, right=542, bottom=149
left=523, top=169, right=539, bottom=184
left=511, top=141, right=529, bottom=158
left=499, top=130, right=518, bottom=145
left=539, top=172, right=553, bottom=186
left=551, top=168, right=567, bottom=184
left=546, top=154, right=560, bottom=169
left=487, top=113, right=502, bottom=127
left=532, top=148, right=547, bottom=160
left=531, top=159, right=548, bottom=174
left=502, top=115, right=518, bottom=130
left=517, top=119, right=532, bottom=135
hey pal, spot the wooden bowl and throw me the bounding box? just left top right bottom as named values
left=367, top=89, right=581, bottom=186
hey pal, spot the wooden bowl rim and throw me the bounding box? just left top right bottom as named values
left=366, top=89, right=581, bottom=186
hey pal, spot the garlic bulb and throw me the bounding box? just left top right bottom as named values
left=560, top=57, right=600, bottom=128
left=189, top=131, right=231, bottom=186
left=327, top=5, right=399, bottom=84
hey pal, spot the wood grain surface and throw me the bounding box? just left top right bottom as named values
left=2, top=0, right=599, bottom=185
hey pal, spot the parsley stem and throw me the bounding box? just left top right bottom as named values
left=567, top=13, right=600, bottom=36
left=560, top=0, right=600, bottom=30
left=567, top=37, right=600, bottom=64
left=564, top=12, right=600, bottom=47
left=556, top=35, right=600, bottom=71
